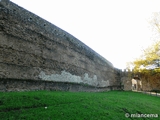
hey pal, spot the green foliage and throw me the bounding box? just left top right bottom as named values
left=128, top=41, right=160, bottom=90
left=0, top=91, right=160, bottom=120
left=132, top=41, right=160, bottom=72
left=130, top=12, right=160, bottom=72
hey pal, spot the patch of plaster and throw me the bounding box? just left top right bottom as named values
left=39, top=71, right=82, bottom=83
left=38, top=71, right=110, bottom=87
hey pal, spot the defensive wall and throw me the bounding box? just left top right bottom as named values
left=116, top=69, right=160, bottom=91
left=0, top=0, right=122, bottom=92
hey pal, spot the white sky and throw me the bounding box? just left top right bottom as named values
left=11, top=0, right=160, bottom=69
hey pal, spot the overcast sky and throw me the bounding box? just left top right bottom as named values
left=11, top=0, right=160, bottom=69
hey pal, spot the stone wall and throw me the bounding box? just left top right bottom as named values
left=141, top=76, right=160, bottom=91
left=114, top=69, right=133, bottom=91
left=0, top=78, right=112, bottom=92
left=0, top=0, right=117, bottom=91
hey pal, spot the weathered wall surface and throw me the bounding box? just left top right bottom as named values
left=141, top=77, right=160, bottom=91
left=0, top=0, right=117, bottom=90
left=0, top=79, right=111, bottom=92
left=115, top=69, right=132, bottom=91
left=121, top=76, right=132, bottom=90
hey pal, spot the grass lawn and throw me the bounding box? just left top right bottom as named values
left=0, top=91, right=159, bottom=120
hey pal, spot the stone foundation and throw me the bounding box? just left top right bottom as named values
left=0, top=78, right=113, bottom=92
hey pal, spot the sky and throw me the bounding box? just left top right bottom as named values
left=11, top=0, right=160, bottom=69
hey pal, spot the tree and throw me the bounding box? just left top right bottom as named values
left=129, top=41, right=159, bottom=72
left=128, top=12, right=160, bottom=90
left=131, top=12, right=160, bottom=72
left=149, top=12, right=160, bottom=34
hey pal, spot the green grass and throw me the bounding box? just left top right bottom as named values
left=0, top=91, right=159, bottom=120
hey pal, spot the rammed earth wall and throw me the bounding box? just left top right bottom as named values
left=0, top=0, right=119, bottom=91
